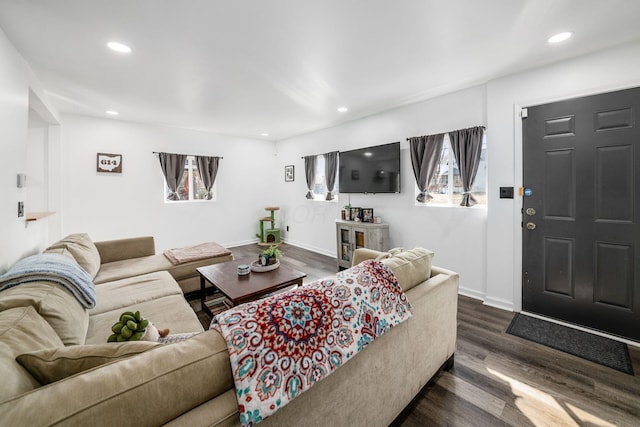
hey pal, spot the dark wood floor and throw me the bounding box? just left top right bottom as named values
left=194, top=243, right=640, bottom=426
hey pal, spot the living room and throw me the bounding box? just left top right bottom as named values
left=1, top=1, right=640, bottom=425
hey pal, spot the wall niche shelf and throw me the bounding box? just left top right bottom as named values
left=26, top=211, right=55, bottom=222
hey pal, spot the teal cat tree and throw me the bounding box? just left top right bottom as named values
left=257, top=206, right=281, bottom=246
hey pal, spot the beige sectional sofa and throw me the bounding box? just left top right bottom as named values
left=0, top=238, right=458, bottom=426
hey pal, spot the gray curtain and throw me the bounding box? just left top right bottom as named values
left=449, top=126, right=485, bottom=207
left=324, top=151, right=339, bottom=200
left=158, top=152, right=187, bottom=201
left=304, top=155, right=317, bottom=199
left=409, top=134, right=445, bottom=203
left=195, top=156, right=220, bottom=200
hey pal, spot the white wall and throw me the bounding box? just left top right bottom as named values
left=275, top=86, right=488, bottom=297
left=27, top=114, right=48, bottom=213
left=275, top=39, right=640, bottom=310
left=60, top=115, right=277, bottom=252
left=0, top=28, right=57, bottom=273
left=486, top=38, right=640, bottom=311
left=5, top=24, right=640, bottom=312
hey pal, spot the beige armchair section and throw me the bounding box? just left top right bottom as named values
left=93, top=236, right=233, bottom=295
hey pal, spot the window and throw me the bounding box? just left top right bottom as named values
left=164, top=156, right=215, bottom=202
left=309, top=154, right=339, bottom=201
left=418, top=134, right=487, bottom=206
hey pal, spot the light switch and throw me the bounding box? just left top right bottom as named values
left=499, top=187, right=514, bottom=199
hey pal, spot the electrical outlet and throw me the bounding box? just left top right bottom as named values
left=18, top=201, right=24, bottom=217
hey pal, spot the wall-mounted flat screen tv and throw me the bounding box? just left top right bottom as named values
left=339, top=142, right=401, bottom=194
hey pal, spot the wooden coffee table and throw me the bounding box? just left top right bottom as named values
left=197, top=259, right=307, bottom=317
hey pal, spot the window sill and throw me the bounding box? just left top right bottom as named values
left=308, top=196, right=339, bottom=203
left=414, top=202, right=487, bottom=209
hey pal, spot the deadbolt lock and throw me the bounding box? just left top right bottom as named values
left=526, top=222, right=536, bottom=230
left=525, top=207, right=536, bottom=216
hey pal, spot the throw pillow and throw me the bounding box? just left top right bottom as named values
left=45, top=233, right=101, bottom=279
left=382, top=247, right=433, bottom=292
left=16, top=341, right=160, bottom=385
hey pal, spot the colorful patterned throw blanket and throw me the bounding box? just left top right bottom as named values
left=0, top=253, right=96, bottom=309
left=211, top=260, right=413, bottom=426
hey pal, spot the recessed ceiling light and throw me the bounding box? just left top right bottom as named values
left=107, top=41, right=132, bottom=53
left=105, top=110, right=119, bottom=116
left=548, top=31, right=573, bottom=44
left=337, top=106, right=348, bottom=113
left=261, top=133, right=269, bottom=137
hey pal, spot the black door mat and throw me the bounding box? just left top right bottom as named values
left=507, top=313, right=634, bottom=375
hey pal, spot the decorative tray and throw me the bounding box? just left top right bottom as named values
left=251, top=259, right=280, bottom=273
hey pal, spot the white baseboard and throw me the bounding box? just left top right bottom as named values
left=458, top=287, right=485, bottom=301
left=483, top=296, right=514, bottom=312
left=282, top=240, right=335, bottom=258
left=224, top=238, right=259, bottom=248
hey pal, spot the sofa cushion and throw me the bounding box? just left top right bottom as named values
left=86, top=294, right=204, bottom=345
left=94, top=253, right=233, bottom=285
left=42, top=246, right=76, bottom=262
left=16, top=341, right=161, bottom=385
left=0, top=306, right=64, bottom=401
left=93, top=254, right=172, bottom=284
left=90, top=271, right=183, bottom=315
left=381, top=247, right=433, bottom=292
left=94, top=236, right=156, bottom=264
left=46, top=233, right=101, bottom=279
left=0, top=282, right=89, bottom=346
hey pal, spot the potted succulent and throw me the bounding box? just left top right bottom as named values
left=107, top=310, right=169, bottom=342
left=261, top=245, right=282, bottom=265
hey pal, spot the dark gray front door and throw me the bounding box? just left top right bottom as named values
left=522, top=87, right=640, bottom=341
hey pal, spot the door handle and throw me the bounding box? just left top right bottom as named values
left=526, top=207, right=536, bottom=216
left=526, top=222, right=536, bottom=230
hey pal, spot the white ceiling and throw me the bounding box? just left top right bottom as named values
left=2, top=0, right=640, bottom=141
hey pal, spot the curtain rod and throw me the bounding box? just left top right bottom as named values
left=152, top=151, right=223, bottom=159
left=406, top=125, right=486, bottom=141
left=300, top=150, right=339, bottom=159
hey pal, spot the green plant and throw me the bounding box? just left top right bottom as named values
left=262, top=245, right=281, bottom=259
left=108, top=310, right=149, bottom=342
left=343, top=204, right=351, bottom=210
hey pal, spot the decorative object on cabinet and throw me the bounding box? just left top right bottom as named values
left=349, top=207, right=362, bottom=222
left=97, top=153, right=122, bottom=173
left=341, top=204, right=351, bottom=220
left=335, top=220, right=389, bottom=270
left=362, top=208, right=374, bottom=223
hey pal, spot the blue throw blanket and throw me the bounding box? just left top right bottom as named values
left=0, top=253, right=96, bottom=309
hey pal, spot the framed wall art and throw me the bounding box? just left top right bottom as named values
left=285, top=165, right=294, bottom=182
left=97, top=153, right=122, bottom=173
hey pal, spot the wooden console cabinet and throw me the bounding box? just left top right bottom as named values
left=336, top=220, right=389, bottom=270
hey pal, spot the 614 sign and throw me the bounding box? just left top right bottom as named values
left=97, top=153, right=122, bottom=173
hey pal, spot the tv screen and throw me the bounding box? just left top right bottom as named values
left=339, top=142, right=401, bottom=194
